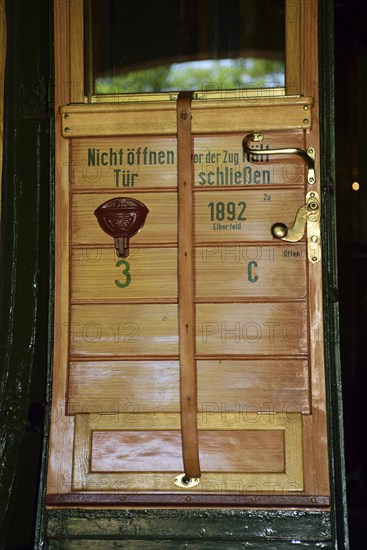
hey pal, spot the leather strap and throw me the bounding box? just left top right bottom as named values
left=176, top=91, right=201, bottom=479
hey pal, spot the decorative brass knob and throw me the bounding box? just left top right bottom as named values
left=271, top=222, right=288, bottom=239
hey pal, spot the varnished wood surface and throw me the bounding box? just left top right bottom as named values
left=285, top=0, right=301, bottom=95
left=90, top=430, right=284, bottom=473
left=72, top=192, right=177, bottom=245
left=49, top=0, right=329, bottom=501
left=72, top=412, right=303, bottom=492
left=71, top=244, right=307, bottom=302
left=70, top=302, right=308, bottom=357
left=60, top=98, right=313, bottom=137
left=71, top=132, right=306, bottom=191
left=71, top=247, right=178, bottom=301
left=72, top=190, right=305, bottom=245
left=68, top=359, right=310, bottom=414
left=69, top=0, right=84, bottom=103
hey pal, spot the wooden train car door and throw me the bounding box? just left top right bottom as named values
left=47, top=0, right=330, bottom=508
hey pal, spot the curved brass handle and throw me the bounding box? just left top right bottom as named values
left=271, top=192, right=321, bottom=263
left=242, top=132, right=316, bottom=184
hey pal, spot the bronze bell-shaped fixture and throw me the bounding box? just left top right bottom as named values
left=94, top=197, right=149, bottom=258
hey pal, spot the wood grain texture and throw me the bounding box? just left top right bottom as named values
left=70, top=132, right=305, bottom=191
left=47, top=0, right=74, bottom=495
left=194, top=189, right=305, bottom=243
left=70, top=303, right=179, bottom=357
left=195, top=244, right=307, bottom=299
left=72, top=192, right=177, bottom=245
left=60, top=98, right=313, bottom=137
left=71, top=247, right=177, bottom=301
left=176, top=92, right=200, bottom=478
left=196, top=302, right=308, bottom=356
left=72, top=412, right=303, bottom=492
left=69, top=302, right=308, bottom=358
left=285, top=0, right=301, bottom=95
left=69, top=0, right=84, bottom=103
left=90, top=430, right=284, bottom=473
left=71, top=244, right=307, bottom=302
left=67, top=358, right=310, bottom=415
left=300, top=0, right=329, bottom=497
left=48, top=0, right=332, bottom=510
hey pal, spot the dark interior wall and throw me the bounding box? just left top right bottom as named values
left=0, top=1, right=52, bottom=548
left=335, top=0, right=367, bottom=547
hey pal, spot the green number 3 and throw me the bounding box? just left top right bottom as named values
left=115, top=259, right=131, bottom=288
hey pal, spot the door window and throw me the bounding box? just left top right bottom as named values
left=85, top=0, right=285, bottom=95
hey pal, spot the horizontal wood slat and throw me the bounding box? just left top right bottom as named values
left=69, top=302, right=308, bottom=357
left=70, top=132, right=306, bottom=191
left=194, top=189, right=305, bottom=243
left=71, top=244, right=307, bottom=302
left=60, top=97, right=313, bottom=137
left=67, top=359, right=310, bottom=415
left=72, top=192, right=177, bottom=245
left=71, top=190, right=305, bottom=245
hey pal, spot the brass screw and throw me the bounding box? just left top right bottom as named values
left=64, top=127, right=70, bottom=133
left=64, top=113, right=69, bottom=119
left=303, top=105, right=309, bottom=110
left=312, top=257, right=318, bottom=262
left=303, top=118, right=309, bottom=124
left=309, top=177, right=315, bottom=184
left=185, top=496, right=191, bottom=502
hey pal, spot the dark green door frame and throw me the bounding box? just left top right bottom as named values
left=0, top=1, right=348, bottom=548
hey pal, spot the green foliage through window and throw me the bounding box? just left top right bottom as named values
left=95, top=58, right=284, bottom=95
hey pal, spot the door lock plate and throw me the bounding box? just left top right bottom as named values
left=271, top=192, right=321, bottom=263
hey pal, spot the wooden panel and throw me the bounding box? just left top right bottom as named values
left=196, top=303, right=308, bottom=356
left=71, top=248, right=177, bottom=301
left=195, top=244, right=307, bottom=299
left=47, top=0, right=75, bottom=496
left=60, top=97, right=313, bottom=137
left=69, top=0, right=84, bottom=103
left=70, top=304, right=178, bottom=357
left=70, top=302, right=307, bottom=358
left=71, top=244, right=306, bottom=302
left=68, top=361, right=179, bottom=414
left=72, top=190, right=307, bottom=246
left=68, top=359, right=310, bottom=414
left=194, top=189, right=305, bottom=243
left=197, top=359, right=310, bottom=413
left=193, top=132, right=305, bottom=188
left=90, top=430, right=284, bottom=473
left=72, top=192, right=177, bottom=245
left=72, top=137, right=177, bottom=190
left=285, top=0, right=301, bottom=95
left=71, top=132, right=305, bottom=191
left=72, top=412, right=303, bottom=492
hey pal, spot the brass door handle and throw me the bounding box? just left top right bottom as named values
left=271, top=192, right=321, bottom=263
left=242, top=132, right=316, bottom=184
